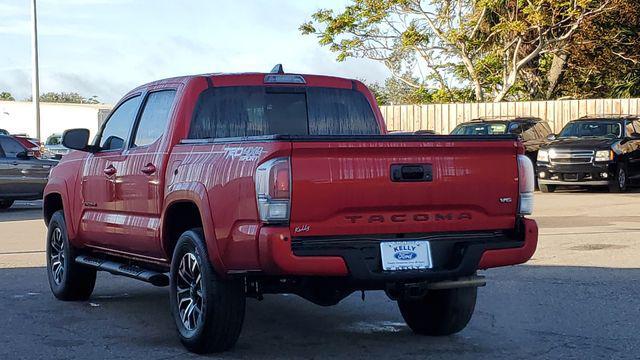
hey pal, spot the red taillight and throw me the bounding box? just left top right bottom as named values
left=256, top=158, right=291, bottom=223
left=271, top=162, right=290, bottom=199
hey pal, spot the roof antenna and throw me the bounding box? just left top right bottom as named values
left=270, top=64, right=284, bottom=74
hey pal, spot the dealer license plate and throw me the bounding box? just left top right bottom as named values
left=380, top=241, right=432, bottom=271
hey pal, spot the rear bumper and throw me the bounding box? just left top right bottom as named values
left=257, top=218, right=538, bottom=282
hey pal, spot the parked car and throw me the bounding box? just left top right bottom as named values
left=536, top=115, right=640, bottom=193
left=415, top=129, right=437, bottom=135
left=44, top=133, right=70, bottom=160
left=43, top=68, right=538, bottom=354
left=451, top=117, right=553, bottom=164
left=11, top=135, right=44, bottom=159
left=390, top=130, right=438, bottom=135
left=0, top=135, right=57, bottom=210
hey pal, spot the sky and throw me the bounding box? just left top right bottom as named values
left=0, top=0, right=389, bottom=104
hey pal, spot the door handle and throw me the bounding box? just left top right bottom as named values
left=103, top=165, right=117, bottom=176
left=141, top=163, right=157, bottom=175
left=11, top=161, right=18, bottom=166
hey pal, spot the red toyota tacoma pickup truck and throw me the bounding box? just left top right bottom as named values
left=43, top=67, right=538, bottom=354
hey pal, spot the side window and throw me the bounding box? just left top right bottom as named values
left=625, top=121, right=635, bottom=137
left=535, top=122, right=551, bottom=137
left=132, top=90, right=176, bottom=148
left=0, top=137, right=25, bottom=158
left=522, top=123, right=536, bottom=141
left=633, top=120, right=640, bottom=135
left=508, top=122, right=523, bottom=135
left=98, top=96, right=141, bottom=151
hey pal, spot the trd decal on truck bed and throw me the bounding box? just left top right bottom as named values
left=223, top=146, right=265, bottom=161
left=344, top=213, right=473, bottom=224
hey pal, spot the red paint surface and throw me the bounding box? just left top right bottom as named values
left=479, top=218, right=538, bottom=269
left=258, top=227, right=348, bottom=276
left=289, top=141, right=519, bottom=237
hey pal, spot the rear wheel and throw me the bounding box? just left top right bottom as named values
left=608, top=164, right=628, bottom=193
left=46, top=210, right=97, bottom=301
left=539, top=184, right=556, bottom=193
left=169, top=229, right=246, bottom=354
left=0, top=200, right=14, bottom=210
left=398, top=287, right=477, bottom=336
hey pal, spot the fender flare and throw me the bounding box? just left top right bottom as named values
left=43, top=178, right=77, bottom=240
left=162, top=182, right=226, bottom=275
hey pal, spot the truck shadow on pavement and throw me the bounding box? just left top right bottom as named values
left=0, top=265, right=638, bottom=359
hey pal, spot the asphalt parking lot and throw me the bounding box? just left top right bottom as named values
left=1, top=191, right=639, bottom=359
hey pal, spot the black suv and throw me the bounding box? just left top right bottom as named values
left=451, top=116, right=553, bottom=165
left=536, top=115, right=640, bottom=193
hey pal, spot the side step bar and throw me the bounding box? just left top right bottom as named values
left=75, top=255, right=169, bottom=287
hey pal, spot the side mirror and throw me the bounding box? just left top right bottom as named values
left=62, top=128, right=94, bottom=152
left=546, top=134, right=557, bottom=141
left=16, top=150, right=34, bottom=159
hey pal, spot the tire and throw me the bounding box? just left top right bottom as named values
left=0, top=200, right=14, bottom=210
left=169, top=228, right=245, bottom=354
left=46, top=210, right=97, bottom=301
left=539, top=184, right=556, bottom=193
left=398, top=287, right=477, bottom=336
left=608, top=164, right=628, bottom=193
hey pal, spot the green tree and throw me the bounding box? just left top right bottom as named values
left=553, top=0, right=640, bottom=99
left=24, top=92, right=101, bottom=104
left=35, top=92, right=100, bottom=104
left=301, top=0, right=611, bottom=102
left=0, top=92, right=15, bottom=101
left=366, top=76, right=474, bottom=105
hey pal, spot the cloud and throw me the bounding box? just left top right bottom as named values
left=0, top=3, right=28, bottom=18
left=41, top=0, right=133, bottom=5
left=45, top=72, right=132, bottom=104
left=1, top=0, right=392, bottom=104
left=0, top=67, right=130, bottom=104
left=0, top=19, right=29, bottom=35
left=0, top=68, right=31, bottom=100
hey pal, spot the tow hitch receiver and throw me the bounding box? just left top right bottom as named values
left=386, top=275, right=486, bottom=300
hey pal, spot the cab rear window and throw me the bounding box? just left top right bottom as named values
left=188, top=86, right=378, bottom=139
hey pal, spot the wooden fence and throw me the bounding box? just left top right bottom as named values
left=380, top=98, right=640, bottom=134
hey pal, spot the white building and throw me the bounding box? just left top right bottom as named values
left=0, top=100, right=112, bottom=141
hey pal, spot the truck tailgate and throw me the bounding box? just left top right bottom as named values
left=289, top=137, right=520, bottom=237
